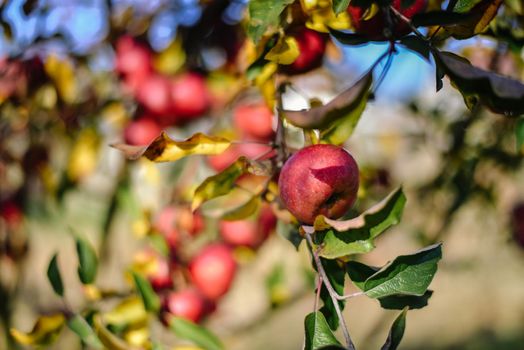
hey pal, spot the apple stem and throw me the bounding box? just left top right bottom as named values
left=304, top=232, right=356, bottom=350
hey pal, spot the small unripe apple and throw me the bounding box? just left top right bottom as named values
left=282, top=28, right=327, bottom=75
left=278, top=144, right=359, bottom=224
left=233, top=103, right=275, bottom=141
left=348, top=0, right=428, bottom=40
left=189, top=244, right=236, bottom=300
left=136, top=74, right=173, bottom=116
left=511, top=203, right=524, bottom=248
left=124, top=117, right=162, bottom=146
left=170, top=72, right=210, bottom=122
left=164, top=289, right=206, bottom=323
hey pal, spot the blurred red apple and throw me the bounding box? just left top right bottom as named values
left=282, top=28, right=327, bottom=75
left=0, top=200, right=23, bottom=228
left=189, top=244, right=236, bottom=300
left=149, top=256, right=173, bottom=291
left=278, top=144, right=359, bottom=224
left=124, top=117, right=162, bottom=146
left=115, top=36, right=153, bottom=77
left=233, top=103, right=275, bottom=141
left=207, top=143, right=275, bottom=172
left=136, top=74, right=173, bottom=116
left=219, top=205, right=276, bottom=248
left=170, top=72, right=210, bottom=122
left=347, top=0, right=428, bottom=40
left=164, top=289, right=206, bottom=323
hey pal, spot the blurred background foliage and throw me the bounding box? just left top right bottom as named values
left=0, top=0, right=524, bottom=349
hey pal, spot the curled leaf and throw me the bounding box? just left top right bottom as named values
left=10, top=314, right=65, bottom=346
left=264, top=36, right=300, bottom=65
left=112, top=132, right=231, bottom=163
left=280, top=72, right=372, bottom=129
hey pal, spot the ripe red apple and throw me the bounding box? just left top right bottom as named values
left=189, top=244, right=236, bottom=300
left=124, top=117, right=162, bottom=146
left=219, top=205, right=277, bottom=248
left=136, top=74, right=173, bottom=116
left=348, top=0, right=427, bottom=40
left=278, top=144, right=359, bottom=224
left=207, top=143, right=275, bottom=172
left=511, top=203, right=524, bottom=248
left=0, top=200, right=23, bottom=228
left=282, top=28, right=327, bottom=75
left=149, top=256, right=173, bottom=291
left=164, top=289, right=206, bottom=323
left=170, top=72, right=210, bottom=122
left=115, top=36, right=153, bottom=77
left=177, top=208, right=205, bottom=237
left=233, top=103, right=275, bottom=141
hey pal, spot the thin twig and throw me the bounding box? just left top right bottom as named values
left=305, top=232, right=355, bottom=350
left=314, top=274, right=322, bottom=312
left=388, top=6, right=429, bottom=42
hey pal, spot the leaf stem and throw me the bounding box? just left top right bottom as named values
left=305, top=232, right=355, bottom=350
left=388, top=6, right=430, bottom=43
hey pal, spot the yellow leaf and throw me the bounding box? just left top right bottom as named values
left=112, top=132, right=232, bottom=163
left=192, top=157, right=250, bottom=211
left=103, top=297, right=148, bottom=327
left=67, top=128, right=100, bottom=181
left=93, top=314, right=137, bottom=350
left=10, top=314, right=65, bottom=346
left=221, top=195, right=261, bottom=221
left=153, top=37, right=186, bottom=75
left=264, top=36, right=300, bottom=65
left=124, top=326, right=149, bottom=347
left=44, top=55, right=78, bottom=104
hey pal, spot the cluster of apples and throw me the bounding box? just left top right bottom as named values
left=136, top=201, right=277, bottom=324
left=116, top=36, right=211, bottom=146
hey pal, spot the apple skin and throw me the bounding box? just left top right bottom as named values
left=233, top=103, right=275, bottom=141
left=189, top=244, right=236, bottom=300
left=282, top=28, right=328, bottom=75
left=164, top=289, right=206, bottom=323
left=347, top=0, right=428, bottom=40
left=136, top=74, right=173, bottom=116
left=124, top=117, right=162, bottom=146
left=511, top=203, right=524, bottom=248
left=170, top=72, right=210, bottom=122
left=219, top=205, right=277, bottom=248
left=278, top=144, right=359, bottom=225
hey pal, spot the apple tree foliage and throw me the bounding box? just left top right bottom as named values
left=1, top=0, right=523, bottom=349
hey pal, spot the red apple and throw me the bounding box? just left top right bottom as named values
left=233, top=103, right=275, bottom=141
left=348, top=0, right=428, bottom=40
left=278, top=144, right=359, bottom=224
left=164, top=289, right=206, bottom=323
left=189, top=244, right=236, bottom=300
left=136, top=74, right=173, bottom=116
left=282, top=28, right=327, bottom=75
left=115, top=36, right=153, bottom=77
left=124, top=117, right=162, bottom=146
left=149, top=256, right=173, bottom=291
left=170, top=72, right=210, bottom=121
left=207, top=143, right=275, bottom=172
left=219, top=205, right=277, bottom=248
left=0, top=200, right=23, bottom=228
left=177, top=208, right=205, bottom=237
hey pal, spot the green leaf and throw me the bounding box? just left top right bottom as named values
left=398, top=36, right=430, bottom=61
left=169, top=317, right=224, bottom=350
left=221, top=195, right=261, bottom=221
left=345, top=260, right=379, bottom=290
left=67, top=315, right=103, bottom=349
left=378, top=290, right=433, bottom=310
left=131, top=272, right=160, bottom=313
left=332, top=0, right=350, bottom=15
left=313, top=187, right=406, bottom=259
left=318, top=258, right=346, bottom=330
left=47, top=253, right=64, bottom=297
left=380, top=308, right=408, bottom=350
left=281, top=73, right=372, bottom=130
left=304, top=312, right=345, bottom=350
left=76, top=236, right=98, bottom=285
left=192, top=157, right=250, bottom=211
left=247, top=0, right=295, bottom=43
left=347, top=243, right=442, bottom=299
left=516, top=118, right=524, bottom=153
left=432, top=50, right=524, bottom=115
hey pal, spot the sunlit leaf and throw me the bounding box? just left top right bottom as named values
left=153, top=38, right=186, bottom=75
left=112, top=132, right=231, bottom=162
left=67, top=315, right=103, bottom=349
left=103, top=297, right=148, bottom=327
left=221, top=195, right=261, bottom=221
left=75, top=236, right=98, bottom=285
left=247, top=0, right=295, bottom=43
left=380, top=308, right=408, bottom=350
left=433, top=50, right=524, bottom=115
left=265, top=36, right=300, bottom=65
left=47, top=253, right=64, bottom=297
left=10, top=314, right=65, bottom=346
left=192, top=157, right=250, bottom=211
left=304, top=312, right=345, bottom=350
left=169, top=317, right=224, bottom=350
left=281, top=72, right=372, bottom=130
left=332, top=0, right=350, bottom=15
left=347, top=243, right=442, bottom=298
left=310, top=187, right=406, bottom=259
left=93, top=314, right=136, bottom=350
left=132, top=272, right=161, bottom=313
